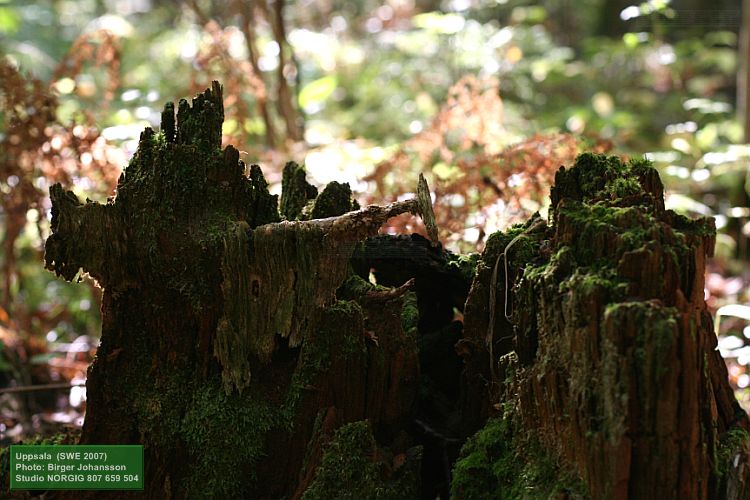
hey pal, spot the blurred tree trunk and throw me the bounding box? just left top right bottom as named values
left=740, top=0, right=750, bottom=143
left=266, top=0, right=303, bottom=141
left=595, top=0, right=630, bottom=37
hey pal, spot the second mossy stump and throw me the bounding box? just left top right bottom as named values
left=454, top=153, right=750, bottom=499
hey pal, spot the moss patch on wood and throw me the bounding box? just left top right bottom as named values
left=451, top=414, right=586, bottom=499
left=310, top=181, right=359, bottom=220
left=280, top=161, right=318, bottom=220
left=302, top=420, right=421, bottom=500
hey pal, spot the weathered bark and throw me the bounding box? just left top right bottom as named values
left=44, top=82, right=434, bottom=498
left=454, top=153, right=750, bottom=499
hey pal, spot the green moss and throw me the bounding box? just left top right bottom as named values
left=480, top=153, right=721, bottom=498
left=284, top=300, right=366, bottom=417
left=553, top=197, right=702, bottom=278
left=337, top=269, right=387, bottom=301
left=280, top=161, right=318, bottom=220
left=574, top=153, right=629, bottom=199
left=716, top=428, right=750, bottom=477
left=607, top=177, right=641, bottom=198
left=302, top=421, right=421, bottom=500
left=451, top=417, right=586, bottom=499
left=215, top=221, right=254, bottom=393
left=626, top=157, right=661, bottom=186
left=558, top=267, right=628, bottom=300
left=55, top=83, right=279, bottom=309
left=551, top=153, right=664, bottom=210
left=400, top=291, right=419, bottom=334
left=181, top=382, right=278, bottom=497
left=131, top=366, right=287, bottom=498
left=447, top=252, right=480, bottom=284
left=310, top=181, right=358, bottom=219
left=604, top=302, right=678, bottom=376
left=669, top=210, right=716, bottom=237
left=0, top=431, right=81, bottom=496
left=480, top=218, right=545, bottom=307
left=601, top=302, right=678, bottom=429
left=483, top=223, right=531, bottom=265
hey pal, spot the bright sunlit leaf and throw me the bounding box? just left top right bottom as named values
left=433, top=162, right=462, bottom=181
left=54, top=78, right=76, bottom=95
left=222, top=119, right=238, bottom=136
left=664, top=193, right=712, bottom=216
left=412, top=12, right=465, bottom=35
left=0, top=7, right=20, bottom=34
left=670, top=137, right=692, bottom=154
left=510, top=6, right=547, bottom=24
left=505, top=46, right=523, bottom=63
left=298, top=75, right=338, bottom=111
left=591, top=92, right=614, bottom=117
left=716, top=305, right=750, bottom=335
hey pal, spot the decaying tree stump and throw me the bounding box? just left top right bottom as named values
left=42, top=83, right=750, bottom=499
left=44, top=82, right=437, bottom=498
left=454, top=153, right=750, bottom=499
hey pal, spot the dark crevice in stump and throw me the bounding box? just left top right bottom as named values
left=350, top=233, right=475, bottom=498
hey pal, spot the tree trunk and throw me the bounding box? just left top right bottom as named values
left=43, top=84, right=750, bottom=498
left=454, top=154, right=750, bottom=499
left=740, top=0, right=750, bottom=143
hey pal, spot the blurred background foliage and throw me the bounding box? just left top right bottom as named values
left=2, top=0, right=750, bottom=437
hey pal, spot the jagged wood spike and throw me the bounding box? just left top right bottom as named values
left=417, top=173, right=439, bottom=244
left=161, top=101, right=175, bottom=142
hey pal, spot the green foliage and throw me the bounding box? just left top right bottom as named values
left=0, top=6, right=20, bottom=35
left=299, top=75, right=339, bottom=110
left=716, top=428, right=750, bottom=477
left=446, top=252, right=480, bottom=287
